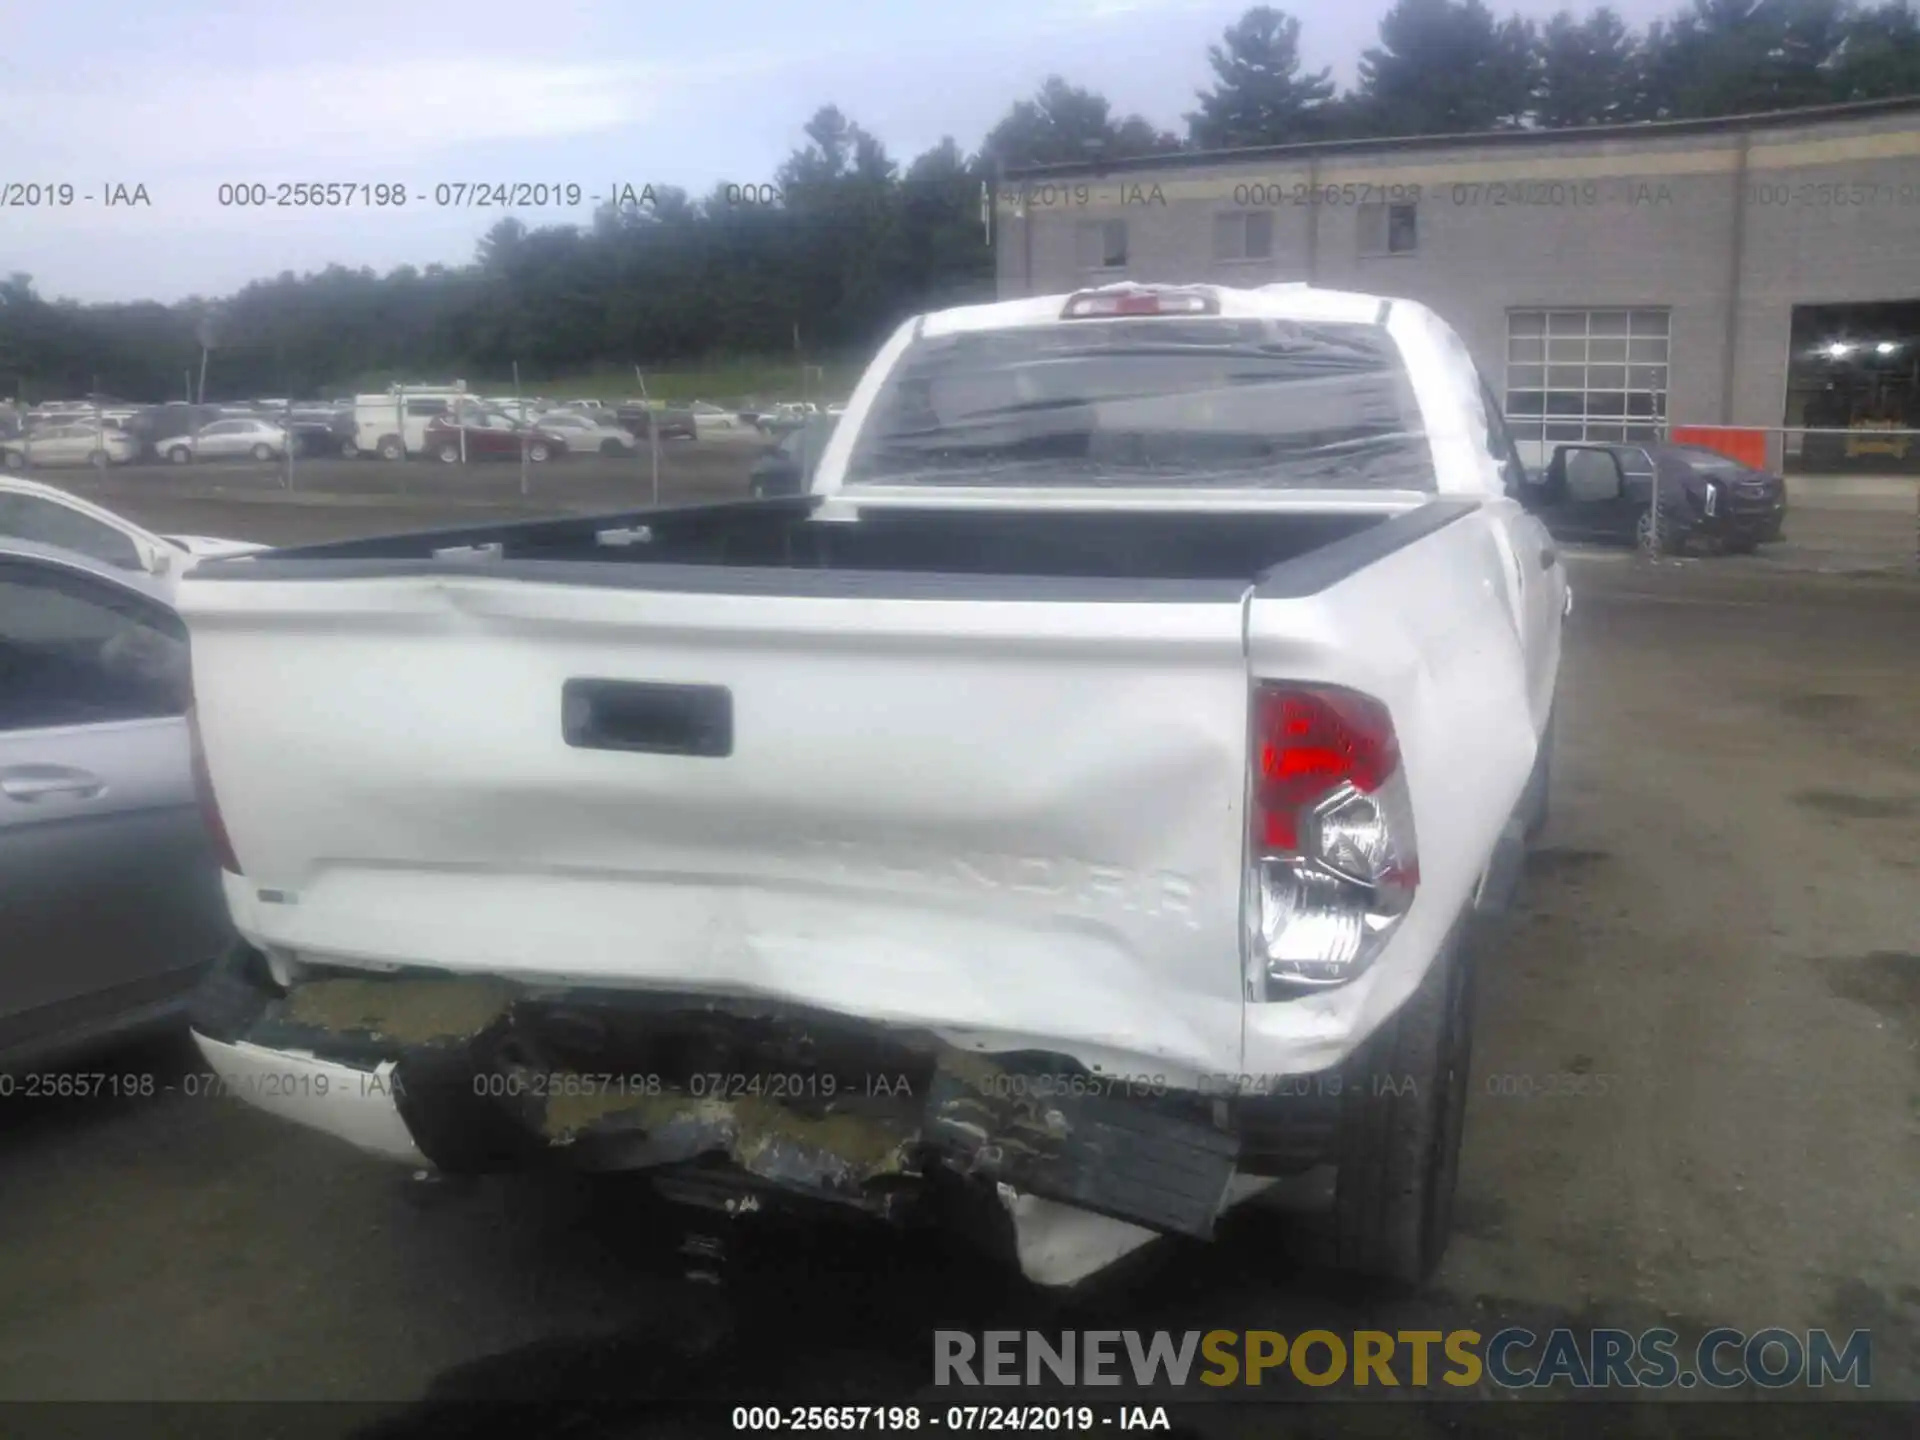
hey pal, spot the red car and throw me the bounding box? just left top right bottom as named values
left=424, top=408, right=570, bottom=463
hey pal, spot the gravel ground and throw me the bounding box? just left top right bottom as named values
left=0, top=479, right=1914, bottom=1437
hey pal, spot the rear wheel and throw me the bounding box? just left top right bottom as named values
left=437, top=442, right=461, bottom=464
left=167, top=445, right=192, bottom=464
left=88, top=449, right=109, bottom=469
left=2, top=450, right=23, bottom=470
left=377, top=436, right=405, bottom=461
left=251, top=442, right=273, bottom=461
left=1323, top=933, right=1477, bottom=1289
left=528, top=442, right=551, bottom=464
left=340, top=438, right=360, bottom=459
left=600, top=438, right=624, bottom=456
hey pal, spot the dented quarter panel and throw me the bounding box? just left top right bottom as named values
left=184, top=587, right=1254, bottom=1080
left=1239, top=502, right=1540, bottom=1076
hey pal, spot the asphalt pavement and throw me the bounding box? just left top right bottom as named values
left=0, top=477, right=1915, bottom=1435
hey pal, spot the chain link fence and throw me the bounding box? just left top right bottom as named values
left=2, top=385, right=1914, bottom=575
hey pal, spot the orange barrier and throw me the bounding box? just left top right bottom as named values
left=1669, top=426, right=1769, bottom=469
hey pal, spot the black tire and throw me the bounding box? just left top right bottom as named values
left=377, top=436, right=405, bottom=461
left=1723, top=537, right=1758, bottom=555
left=167, top=445, right=192, bottom=464
left=2, top=450, right=23, bottom=470
left=88, top=449, right=109, bottom=469
left=1322, top=932, right=1477, bottom=1290
left=600, top=438, right=624, bottom=456
left=528, top=442, right=551, bottom=464
left=437, top=443, right=461, bottom=464
left=341, top=438, right=360, bottom=459
left=251, top=443, right=273, bottom=461
left=1635, top=507, right=1684, bottom=556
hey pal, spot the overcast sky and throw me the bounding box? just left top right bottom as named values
left=4, top=0, right=1679, bottom=304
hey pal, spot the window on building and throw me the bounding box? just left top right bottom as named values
left=1358, top=201, right=1418, bottom=256
left=1213, top=210, right=1274, bottom=262
left=1504, top=309, right=1668, bottom=460
left=1076, top=218, right=1128, bottom=272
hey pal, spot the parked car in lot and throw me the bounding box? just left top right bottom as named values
left=120, top=403, right=228, bottom=461
left=749, top=413, right=837, bottom=497
left=757, top=402, right=822, bottom=440
left=533, top=410, right=638, bottom=455
left=0, top=539, right=237, bottom=1068
left=0, top=477, right=264, bottom=592
left=25, top=401, right=106, bottom=430
left=2, top=424, right=139, bottom=470
left=687, top=400, right=742, bottom=434
left=178, top=281, right=1566, bottom=1293
left=350, top=389, right=468, bottom=460
left=283, top=409, right=358, bottom=458
left=423, top=407, right=570, bottom=463
left=160, top=418, right=289, bottom=464
left=1524, top=441, right=1788, bottom=554
left=617, top=402, right=697, bottom=442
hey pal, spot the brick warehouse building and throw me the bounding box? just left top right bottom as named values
left=992, top=96, right=1920, bottom=474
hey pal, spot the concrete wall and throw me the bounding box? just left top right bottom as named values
left=996, top=107, right=1920, bottom=438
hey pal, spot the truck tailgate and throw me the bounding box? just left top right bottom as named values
left=182, top=575, right=1255, bottom=1079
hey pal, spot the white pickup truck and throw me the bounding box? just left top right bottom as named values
left=180, top=282, right=1567, bottom=1290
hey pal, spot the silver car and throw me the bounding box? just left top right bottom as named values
left=0, top=539, right=236, bottom=1066
left=1, top=424, right=139, bottom=470
left=160, top=417, right=288, bottom=463
left=534, top=410, right=638, bottom=455
left=0, top=476, right=264, bottom=596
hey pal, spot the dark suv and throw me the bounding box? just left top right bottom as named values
left=1527, top=442, right=1787, bottom=554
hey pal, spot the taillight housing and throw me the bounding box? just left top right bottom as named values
left=186, top=705, right=244, bottom=876
left=1248, top=684, right=1418, bottom=995
left=1061, top=286, right=1217, bottom=319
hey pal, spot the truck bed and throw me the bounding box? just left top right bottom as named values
left=204, top=493, right=1469, bottom=593
left=179, top=492, right=1519, bottom=1095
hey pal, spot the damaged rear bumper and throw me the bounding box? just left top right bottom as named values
left=187, top=946, right=1347, bottom=1283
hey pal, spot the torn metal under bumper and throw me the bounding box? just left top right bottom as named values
left=187, top=946, right=1339, bottom=1281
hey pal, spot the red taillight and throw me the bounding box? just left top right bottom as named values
left=1247, top=683, right=1419, bottom=993
left=1254, top=686, right=1401, bottom=852
left=186, top=705, right=243, bottom=875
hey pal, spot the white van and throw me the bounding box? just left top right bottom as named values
left=350, top=387, right=468, bottom=459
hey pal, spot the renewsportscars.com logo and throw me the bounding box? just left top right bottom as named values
left=933, top=1328, right=1872, bottom=1391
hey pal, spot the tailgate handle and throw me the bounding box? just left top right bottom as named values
left=562, top=679, right=733, bottom=757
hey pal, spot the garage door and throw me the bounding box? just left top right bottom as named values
left=1504, top=308, right=1669, bottom=467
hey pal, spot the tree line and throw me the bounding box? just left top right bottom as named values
left=3, top=0, right=1917, bottom=401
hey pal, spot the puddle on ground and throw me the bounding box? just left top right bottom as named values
left=1793, top=790, right=1916, bottom=821
left=1524, top=847, right=1611, bottom=879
